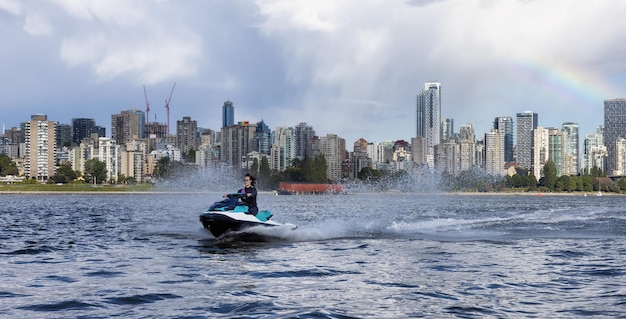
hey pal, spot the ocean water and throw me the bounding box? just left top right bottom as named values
left=0, top=192, right=625, bottom=318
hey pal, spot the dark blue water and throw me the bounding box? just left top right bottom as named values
left=1, top=192, right=625, bottom=318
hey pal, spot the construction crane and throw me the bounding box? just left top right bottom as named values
left=165, top=82, right=176, bottom=136
left=143, top=85, right=150, bottom=126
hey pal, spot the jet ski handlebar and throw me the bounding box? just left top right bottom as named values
left=225, top=193, right=247, bottom=199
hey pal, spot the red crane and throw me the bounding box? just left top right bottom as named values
left=143, top=85, right=150, bottom=126
left=165, top=82, right=176, bottom=136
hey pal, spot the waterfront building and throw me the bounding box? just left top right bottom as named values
left=548, top=128, right=565, bottom=177
left=72, top=118, right=96, bottom=145
left=532, top=127, right=549, bottom=178
left=55, top=123, right=72, bottom=148
left=253, top=120, right=272, bottom=156
left=475, top=138, right=485, bottom=169
left=222, top=101, right=234, bottom=128
left=352, top=138, right=371, bottom=179
left=561, top=122, right=579, bottom=175
left=417, top=82, right=441, bottom=168
left=485, top=129, right=504, bottom=176
left=494, top=116, right=514, bottom=162
left=111, top=109, right=145, bottom=146
left=436, top=140, right=458, bottom=175
left=145, top=122, right=168, bottom=140
left=582, top=126, right=605, bottom=173
left=24, top=114, right=56, bottom=181
left=615, top=138, right=626, bottom=176
left=604, top=98, right=626, bottom=175
left=441, top=118, right=454, bottom=141
left=516, top=111, right=538, bottom=172
left=270, top=126, right=295, bottom=172
left=176, top=116, right=198, bottom=156
left=410, top=137, right=427, bottom=167
left=458, top=123, right=476, bottom=172
left=294, top=122, right=316, bottom=160
left=98, top=137, right=120, bottom=182
left=365, top=141, right=386, bottom=170
left=221, top=121, right=256, bottom=169
left=120, top=140, right=147, bottom=183
left=311, top=134, right=346, bottom=181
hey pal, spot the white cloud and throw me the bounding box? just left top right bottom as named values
left=23, top=12, right=53, bottom=36
left=2, top=0, right=626, bottom=145
left=0, top=0, right=21, bottom=16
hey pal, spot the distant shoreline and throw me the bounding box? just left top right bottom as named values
left=0, top=190, right=619, bottom=196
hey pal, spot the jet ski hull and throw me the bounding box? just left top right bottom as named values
left=199, top=211, right=281, bottom=238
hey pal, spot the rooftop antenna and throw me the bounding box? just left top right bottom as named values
left=165, top=82, right=176, bottom=135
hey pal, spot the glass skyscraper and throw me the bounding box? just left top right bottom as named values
left=72, top=118, right=96, bottom=145
left=222, top=100, right=234, bottom=128
left=416, top=82, right=441, bottom=148
left=604, top=98, right=626, bottom=174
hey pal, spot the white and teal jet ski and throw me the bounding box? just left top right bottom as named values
left=199, top=193, right=296, bottom=239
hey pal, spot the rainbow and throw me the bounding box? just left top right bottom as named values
left=508, top=59, right=624, bottom=108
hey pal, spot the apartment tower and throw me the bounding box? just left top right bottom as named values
left=604, top=98, right=626, bottom=175
left=515, top=111, right=538, bottom=171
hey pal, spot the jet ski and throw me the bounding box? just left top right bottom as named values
left=199, top=193, right=296, bottom=239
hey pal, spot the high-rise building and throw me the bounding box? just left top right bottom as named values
left=458, top=123, right=475, bottom=143
left=516, top=111, right=538, bottom=171
left=458, top=123, right=475, bottom=171
left=294, top=122, right=316, bottom=160
left=72, top=118, right=96, bottom=145
left=548, top=128, right=565, bottom=177
left=485, top=129, right=504, bottom=175
left=111, top=109, right=145, bottom=146
left=532, top=126, right=549, bottom=178
left=417, top=82, right=441, bottom=168
left=351, top=138, right=371, bottom=179
left=310, top=134, right=346, bottom=181
left=270, top=126, right=295, bottom=172
left=253, top=120, right=271, bottom=156
left=410, top=137, right=427, bottom=166
left=120, top=140, right=147, bottom=183
left=494, top=116, right=514, bottom=162
left=98, top=137, right=119, bottom=182
left=604, top=98, right=626, bottom=175
left=24, top=114, right=56, bottom=181
left=615, top=138, right=626, bottom=176
left=416, top=82, right=441, bottom=147
left=561, top=122, right=579, bottom=175
left=583, top=126, right=606, bottom=173
left=176, top=116, right=198, bottom=156
left=441, top=118, right=454, bottom=141
left=222, top=101, right=234, bottom=128
left=55, top=123, right=72, bottom=148
left=221, top=121, right=256, bottom=168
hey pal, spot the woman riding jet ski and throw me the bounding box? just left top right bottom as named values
left=199, top=174, right=296, bottom=238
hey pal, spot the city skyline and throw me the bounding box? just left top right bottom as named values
left=0, top=98, right=616, bottom=147
left=1, top=1, right=626, bottom=145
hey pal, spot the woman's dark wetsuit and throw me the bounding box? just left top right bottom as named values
left=239, top=186, right=258, bottom=215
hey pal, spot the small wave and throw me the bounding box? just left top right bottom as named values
left=104, top=293, right=182, bottom=305
left=2, top=245, right=59, bottom=255
left=84, top=270, right=125, bottom=278
left=17, top=300, right=99, bottom=312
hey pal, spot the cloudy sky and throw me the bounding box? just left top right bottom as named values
left=1, top=0, right=625, bottom=145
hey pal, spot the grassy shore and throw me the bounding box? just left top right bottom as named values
left=0, top=183, right=156, bottom=193
left=1, top=183, right=619, bottom=196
